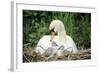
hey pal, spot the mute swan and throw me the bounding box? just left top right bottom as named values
left=35, top=20, right=78, bottom=56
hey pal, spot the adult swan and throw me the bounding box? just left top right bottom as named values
left=35, top=20, right=78, bottom=56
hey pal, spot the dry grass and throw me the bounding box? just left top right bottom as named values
left=23, top=48, right=91, bottom=63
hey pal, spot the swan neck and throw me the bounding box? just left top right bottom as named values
left=58, top=29, right=66, bottom=43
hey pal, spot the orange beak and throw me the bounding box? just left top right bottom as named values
left=50, top=32, right=55, bottom=41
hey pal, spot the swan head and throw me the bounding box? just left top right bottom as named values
left=49, top=20, right=64, bottom=33
left=49, top=20, right=66, bottom=42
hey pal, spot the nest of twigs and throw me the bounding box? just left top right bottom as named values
left=23, top=48, right=91, bottom=63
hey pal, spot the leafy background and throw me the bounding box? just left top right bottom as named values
left=23, top=10, right=91, bottom=50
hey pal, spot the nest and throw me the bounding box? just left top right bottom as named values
left=23, top=48, right=91, bottom=63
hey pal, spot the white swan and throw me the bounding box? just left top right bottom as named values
left=35, top=20, right=78, bottom=56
